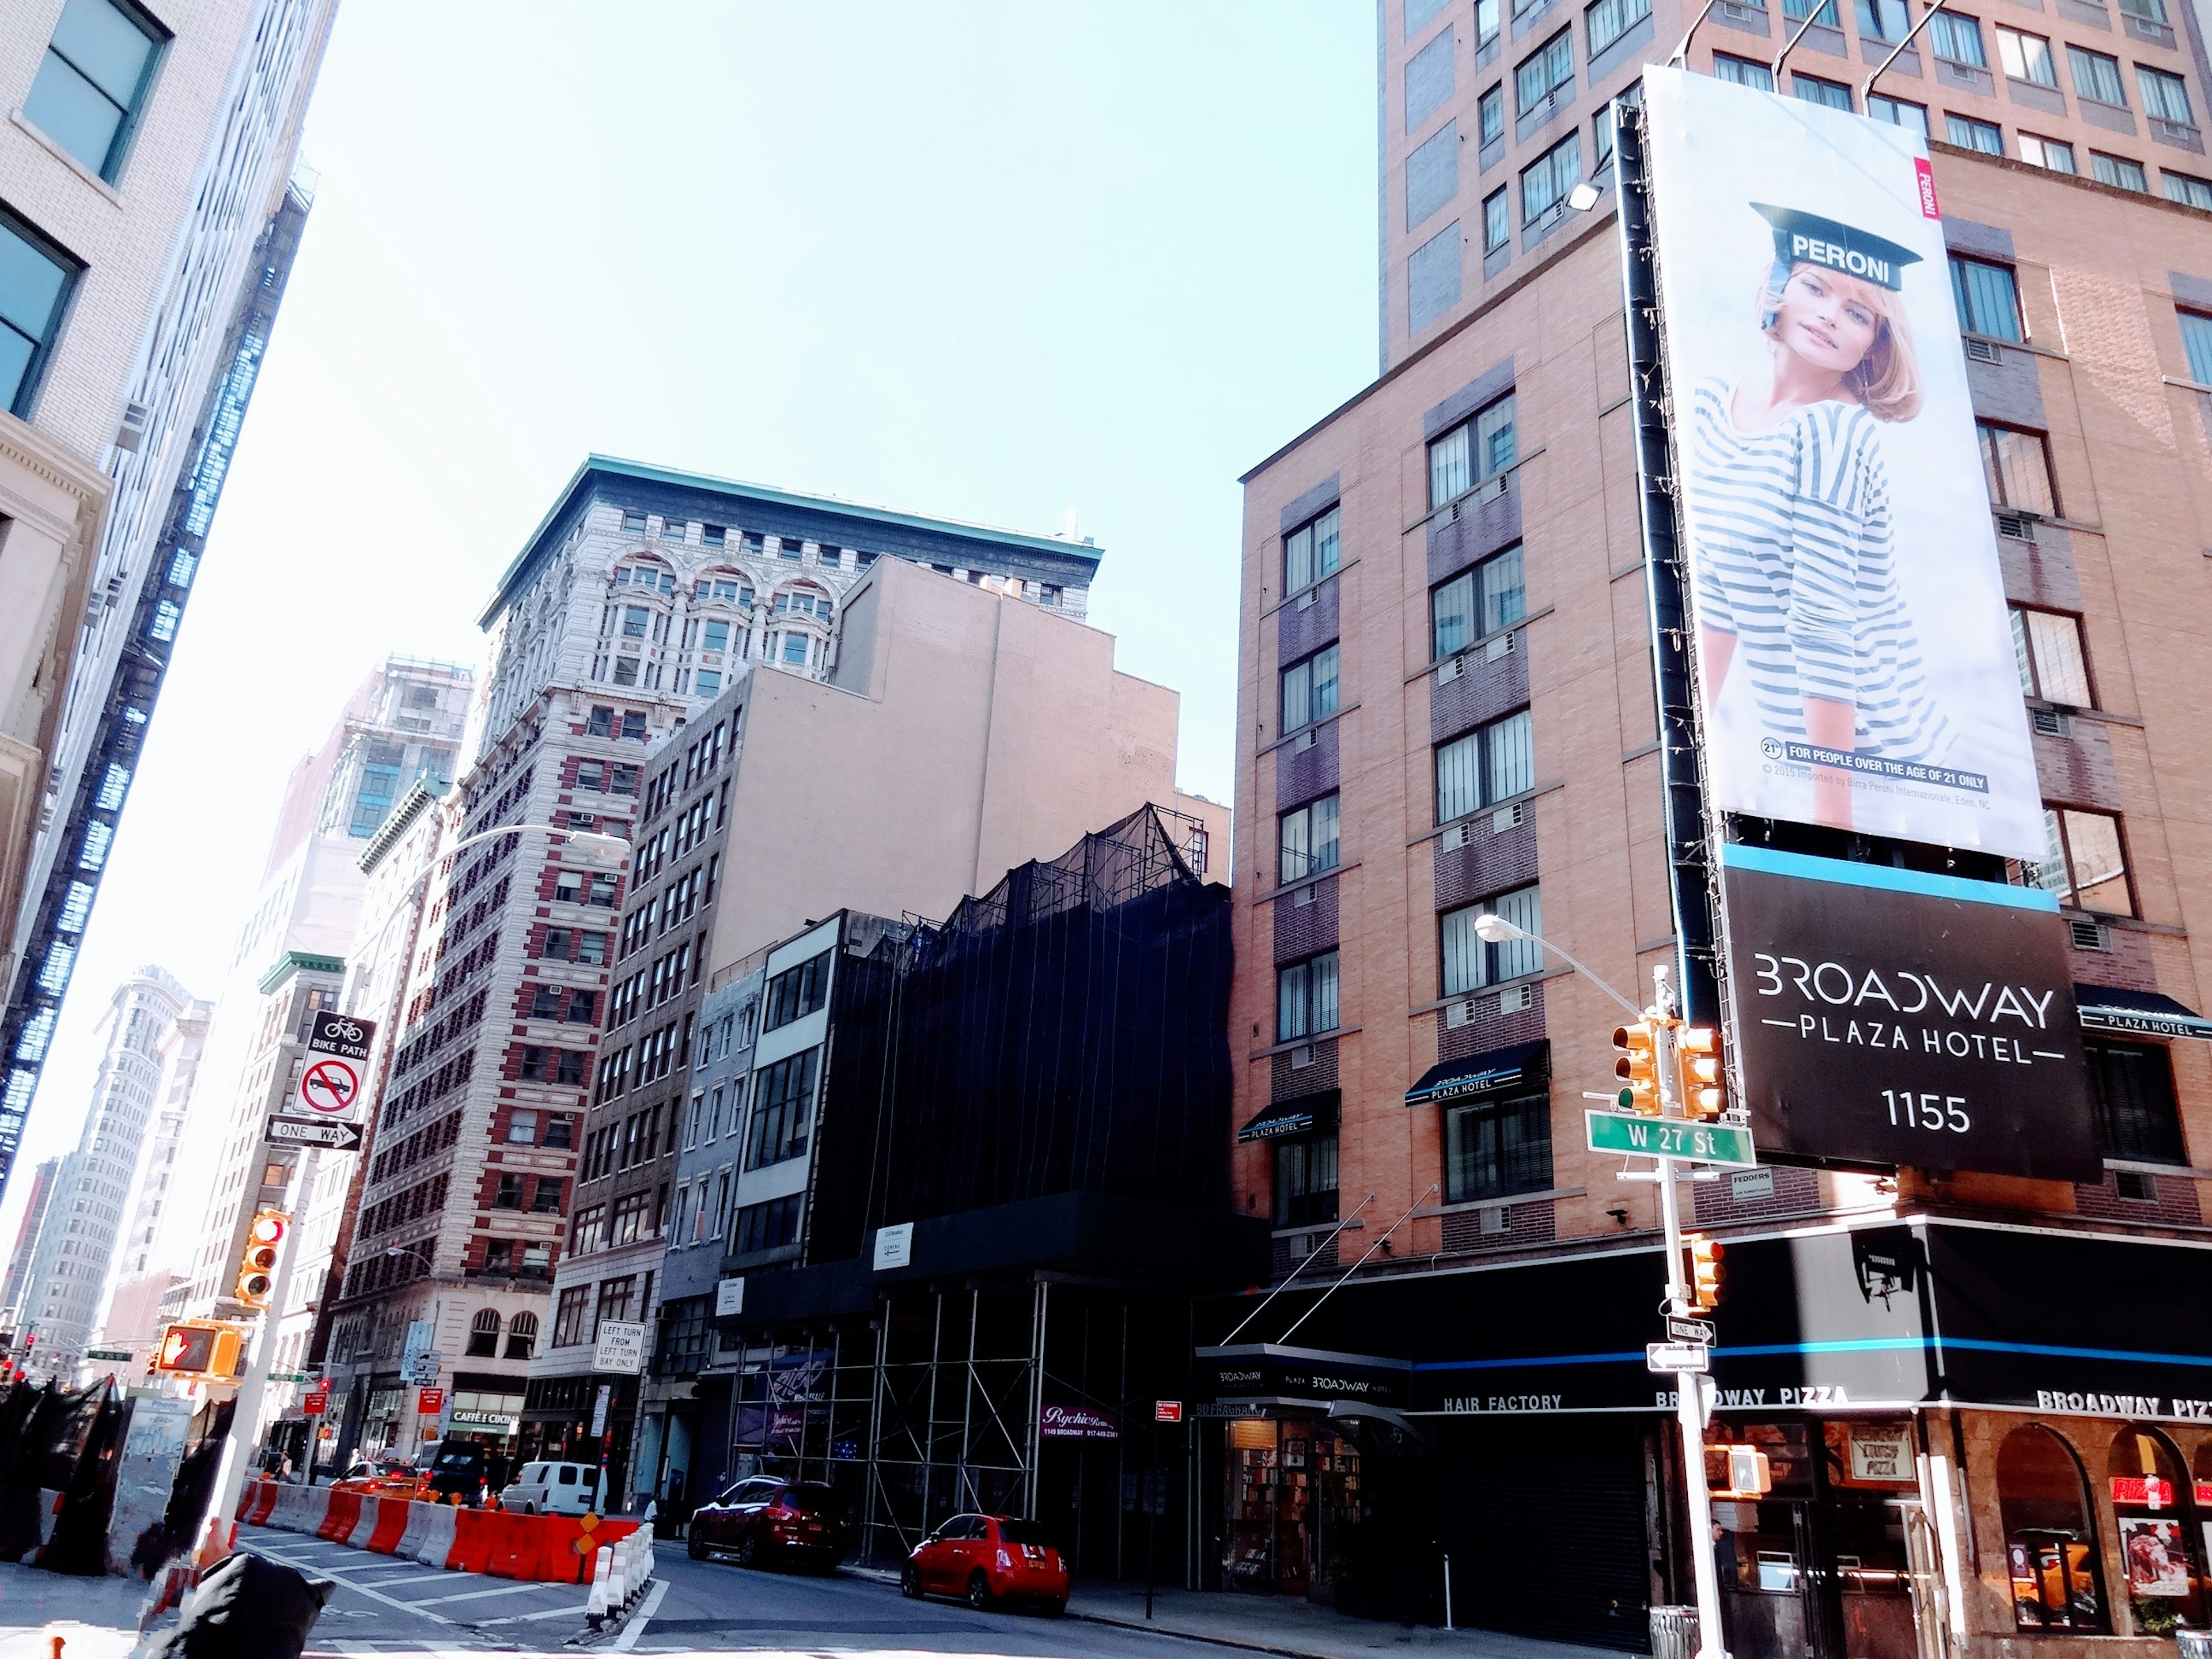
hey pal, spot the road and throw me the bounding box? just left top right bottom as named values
left=237, top=1524, right=1240, bottom=1657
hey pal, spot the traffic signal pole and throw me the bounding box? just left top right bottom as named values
left=1649, top=971, right=1728, bottom=1659
left=207, top=1147, right=319, bottom=1543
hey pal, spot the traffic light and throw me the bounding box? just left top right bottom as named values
left=1686, top=1233, right=1726, bottom=1312
left=1613, top=1020, right=1661, bottom=1115
left=235, top=1210, right=290, bottom=1310
left=156, top=1321, right=243, bottom=1380
left=1676, top=1025, right=1726, bottom=1119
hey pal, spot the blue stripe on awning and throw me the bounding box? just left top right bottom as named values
left=1404, top=1039, right=1548, bottom=1107
left=1238, top=1089, right=1340, bottom=1143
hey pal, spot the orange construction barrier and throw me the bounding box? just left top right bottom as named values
left=537, top=1514, right=641, bottom=1584
left=317, top=1490, right=362, bottom=1542
left=364, top=1497, right=411, bottom=1554
left=484, top=1509, right=543, bottom=1581
left=237, top=1480, right=280, bottom=1525
left=445, top=1506, right=496, bottom=1575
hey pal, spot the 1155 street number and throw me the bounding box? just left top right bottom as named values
left=1884, top=1090, right=1969, bottom=1132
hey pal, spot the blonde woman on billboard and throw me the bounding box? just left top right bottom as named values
left=1691, top=203, right=1956, bottom=832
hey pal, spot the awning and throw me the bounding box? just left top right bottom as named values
left=1404, top=1039, right=1549, bottom=1107
left=1238, top=1090, right=1340, bottom=1143
left=2075, top=984, right=2212, bottom=1041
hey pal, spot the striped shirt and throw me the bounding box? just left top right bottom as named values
left=1688, top=378, right=1952, bottom=764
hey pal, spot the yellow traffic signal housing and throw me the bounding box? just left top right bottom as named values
left=1687, top=1233, right=1726, bottom=1312
left=1676, top=1025, right=1726, bottom=1120
left=1613, top=1021, right=1661, bottom=1115
left=156, top=1321, right=243, bottom=1380
left=234, top=1210, right=290, bottom=1310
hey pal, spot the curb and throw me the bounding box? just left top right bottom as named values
left=1063, top=1609, right=1357, bottom=1659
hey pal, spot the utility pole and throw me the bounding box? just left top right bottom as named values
left=206, top=1147, right=319, bottom=1542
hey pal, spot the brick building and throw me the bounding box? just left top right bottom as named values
left=1220, top=9, right=2212, bottom=1654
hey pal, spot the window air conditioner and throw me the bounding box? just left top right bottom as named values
left=1493, top=801, right=1525, bottom=833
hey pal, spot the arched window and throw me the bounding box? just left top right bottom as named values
left=465, top=1309, right=501, bottom=1358
left=1998, top=1423, right=2107, bottom=1631
left=506, top=1311, right=539, bottom=1361
left=2108, top=1426, right=2203, bottom=1630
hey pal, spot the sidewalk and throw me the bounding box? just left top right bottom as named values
left=1067, top=1580, right=1623, bottom=1659
left=0, top=1558, right=152, bottom=1659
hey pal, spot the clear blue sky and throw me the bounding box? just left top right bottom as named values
left=4, top=2, right=1378, bottom=1225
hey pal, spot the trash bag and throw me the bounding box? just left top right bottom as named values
left=142, top=1550, right=333, bottom=1659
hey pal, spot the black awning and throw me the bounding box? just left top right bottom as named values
left=2076, top=984, right=2212, bottom=1041
left=1238, top=1090, right=1341, bottom=1143
left=1404, top=1039, right=1549, bottom=1107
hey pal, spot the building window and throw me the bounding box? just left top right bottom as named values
left=1868, top=94, right=1930, bottom=137
left=1478, top=0, right=1501, bottom=52
left=1279, top=794, right=1342, bottom=884
left=530, top=1177, right=564, bottom=1214
left=2091, top=151, right=2149, bottom=192
left=1927, top=11, right=1986, bottom=66
left=466, top=1310, right=500, bottom=1357
left=1998, top=1425, right=2108, bottom=1631
left=1428, top=394, right=1517, bottom=508
left=2018, top=134, right=2077, bottom=173
left=1444, top=1092, right=1553, bottom=1202
left=506, top=1312, right=538, bottom=1360
left=1433, top=544, right=1527, bottom=657
left=24, top=0, right=166, bottom=183
left=1436, top=709, right=1535, bottom=822
left=1274, top=1134, right=1339, bottom=1228
left=1950, top=256, right=2022, bottom=342
left=1586, top=0, right=1652, bottom=58
left=552, top=1286, right=591, bottom=1346
left=1714, top=54, right=1775, bottom=90
left=1483, top=187, right=1510, bottom=253
left=1793, top=74, right=1852, bottom=110
left=0, top=210, right=82, bottom=421
left=565, top=990, right=596, bottom=1024
left=506, top=1109, right=540, bottom=1146
left=1281, top=643, right=1342, bottom=732
left=544, top=1113, right=575, bottom=1150
left=593, top=1275, right=636, bottom=1336
left=1479, top=84, right=1505, bottom=147
left=1978, top=422, right=2058, bottom=514
left=732, top=1192, right=803, bottom=1255
left=2139, top=65, right=2194, bottom=126
left=700, top=619, right=731, bottom=653
left=1520, top=132, right=1583, bottom=228
left=2085, top=1039, right=2186, bottom=1164
left=2032, top=808, right=2134, bottom=915
left=1857, top=0, right=1908, bottom=37
left=1515, top=30, right=1573, bottom=119
left=530, top=984, right=562, bottom=1020
left=494, top=1173, right=524, bottom=1210
left=1277, top=952, right=1340, bottom=1043
left=1441, top=884, right=1542, bottom=995
left=2165, top=171, right=2212, bottom=208
left=763, top=949, right=830, bottom=1031
left=1285, top=506, right=1342, bottom=593
left=2009, top=607, right=2093, bottom=706
left=1997, top=26, right=2058, bottom=86
left=2180, top=310, right=2212, bottom=383
left=2069, top=44, right=2127, bottom=106
left=748, top=1047, right=821, bottom=1169
left=1947, top=115, right=2004, bottom=155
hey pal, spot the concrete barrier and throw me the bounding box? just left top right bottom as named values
left=362, top=1496, right=411, bottom=1555
left=317, top=1490, right=362, bottom=1542
left=404, top=1499, right=457, bottom=1569
left=243, top=1489, right=632, bottom=1584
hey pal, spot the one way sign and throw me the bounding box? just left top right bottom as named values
left=266, top=1115, right=364, bottom=1152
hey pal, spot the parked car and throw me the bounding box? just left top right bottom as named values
left=901, top=1513, right=1068, bottom=1613
left=687, top=1476, right=847, bottom=1570
left=421, top=1440, right=491, bottom=1506
left=498, top=1461, right=604, bottom=1516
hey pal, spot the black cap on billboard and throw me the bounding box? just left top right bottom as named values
left=1752, top=203, right=1921, bottom=291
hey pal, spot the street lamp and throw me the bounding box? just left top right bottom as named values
left=1467, top=911, right=1728, bottom=1659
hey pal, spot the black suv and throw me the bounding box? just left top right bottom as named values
left=422, top=1441, right=491, bottom=1506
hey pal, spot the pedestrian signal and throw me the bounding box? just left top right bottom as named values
left=1613, top=1021, right=1661, bottom=1115
left=1676, top=1026, right=1726, bottom=1119
left=156, top=1321, right=243, bottom=1379
left=235, top=1210, right=290, bottom=1309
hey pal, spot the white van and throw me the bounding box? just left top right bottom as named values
left=498, top=1461, right=604, bottom=1517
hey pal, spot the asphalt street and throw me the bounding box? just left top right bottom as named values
left=238, top=1524, right=1247, bottom=1657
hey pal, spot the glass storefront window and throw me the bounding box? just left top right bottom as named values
left=1222, top=1417, right=1362, bottom=1599
left=1998, top=1423, right=2108, bottom=1631
left=2106, top=1427, right=2204, bottom=1633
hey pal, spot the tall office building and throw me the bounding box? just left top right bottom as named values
left=88, top=994, right=210, bottom=1366
left=0, top=0, right=340, bottom=1206
left=1217, top=5, right=2212, bottom=1652
left=10, top=965, right=190, bottom=1376
left=321, top=457, right=1105, bottom=1460
left=0, top=1157, right=59, bottom=1333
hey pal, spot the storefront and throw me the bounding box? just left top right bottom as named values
left=520, top=1373, right=638, bottom=1498
left=443, top=1385, right=525, bottom=1491
left=1195, top=1216, right=2212, bottom=1654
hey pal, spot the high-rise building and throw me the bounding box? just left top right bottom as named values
left=0, top=1156, right=59, bottom=1333
left=0, top=0, right=340, bottom=1206
left=88, top=994, right=210, bottom=1367
left=320, top=457, right=1111, bottom=1464
left=1218, top=7, right=2212, bottom=1650
left=10, top=966, right=191, bottom=1376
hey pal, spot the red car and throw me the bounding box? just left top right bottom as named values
left=901, top=1513, right=1069, bottom=1613
left=686, top=1476, right=847, bottom=1570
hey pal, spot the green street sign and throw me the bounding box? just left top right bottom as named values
left=1585, top=1109, right=1757, bottom=1168
left=85, top=1349, right=133, bottom=1362
left=269, top=1372, right=312, bottom=1382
